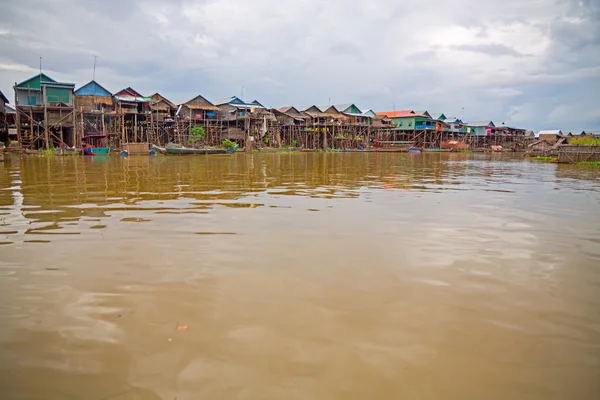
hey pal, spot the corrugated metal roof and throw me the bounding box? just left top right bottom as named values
left=0, top=90, right=8, bottom=104
left=296, top=105, right=324, bottom=112
left=75, top=80, right=112, bottom=97
left=116, top=95, right=150, bottom=103
left=343, top=112, right=369, bottom=118
left=376, top=110, right=415, bottom=118
left=428, top=112, right=446, bottom=120
left=468, top=121, right=495, bottom=127
left=362, top=109, right=376, bottom=117
left=538, top=130, right=562, bottom=135
left=214, top=96, right=241, bottom=106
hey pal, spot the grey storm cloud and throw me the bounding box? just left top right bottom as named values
left=0, top=0, right=599, bottom=132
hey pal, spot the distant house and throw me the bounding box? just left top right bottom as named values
left=176, top=94, right=220, bottom=120
left=0, top=90, right=8, bottom=143
left=215, top=96, right=263, bottom=117
left=150, top=93, right=176, bottom=117
left=527, top=139, right=553, bottom=154
left=376, top=110, right=435, bottom=130
left=323, top=104, right=370, bottom=125
left=538, top=130, right=563, bottom=143
left=271, top=108, right=306, bottom=126
left=13, top=73, right=76, bottom=149
left=74, top=80, right=115, bottom=112
left=114, top=87, right=150, bottom=114
left=429, top=113, right=447, bottom=121
left=444, top=117, right=467, bottom=133
left=361, top=108, right=376, bottom=118
left=250, top=100, right=265, bottom=108
left=297, top=105, right=330, bottom=124
left=15, top=73, right=75, bottom=107
left=468, top=121, right=495, bottom=136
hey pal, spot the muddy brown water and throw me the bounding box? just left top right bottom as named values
left=1, top=153, right=599, bottom=399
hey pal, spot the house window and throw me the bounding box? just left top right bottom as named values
left=409, top=122, right=412, bottom=127
left=399, top=122, right=403, bottom=126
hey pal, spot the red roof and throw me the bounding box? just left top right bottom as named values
left=114, top=87, right=143, bottom=97
left=376, top=110, right=415, bottom=118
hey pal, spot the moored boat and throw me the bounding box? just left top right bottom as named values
left=152, top=144, right=167, bottom=155
left=164, top=144, right=238, bottom=155
left=82, top=134, right=110, bottom=155
left=408, top=147, right=423, bottom=153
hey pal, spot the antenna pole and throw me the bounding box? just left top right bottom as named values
left=39, top=57, right=42, bottom=76
left=93, top=55, right=98, bottom=81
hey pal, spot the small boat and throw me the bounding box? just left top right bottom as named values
left=408, top=147, right=423, bottom=153
left=82, top=134, right=110, bottom=155
left=152, top=144, right=167, bottom=155
left=164, top=144, right=238, bottom=155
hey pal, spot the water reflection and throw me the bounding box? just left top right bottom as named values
left=1, top=153, right=600, bottom=399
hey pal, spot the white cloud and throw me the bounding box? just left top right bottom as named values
left=0, top=0, right=598, bottom=132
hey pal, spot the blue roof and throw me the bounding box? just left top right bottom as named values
left=75, top=80, right=112, bottom=96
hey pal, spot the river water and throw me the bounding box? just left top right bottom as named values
left=0, top=153, right=599, bottom=399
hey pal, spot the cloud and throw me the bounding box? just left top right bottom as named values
left=0, top=0, right=599, bottom=132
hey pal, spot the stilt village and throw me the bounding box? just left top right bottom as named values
left=0, top=71, right=598, bottom=156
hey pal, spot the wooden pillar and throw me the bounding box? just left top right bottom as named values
left=14, top=86, right=21, bottom=151
left=29, top=108, right=34, bottom=149
left=42, top=85, right=49, bottom=149
left=134, top=112, right=138, bottom=142
left=101, top=108, right=106, bottom=134
left=121, top=105, right=125, bottom=145
left=72, top=107, right=77, bottom=148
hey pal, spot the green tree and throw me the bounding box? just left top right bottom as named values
left=188, top=126, right=206, bottom=145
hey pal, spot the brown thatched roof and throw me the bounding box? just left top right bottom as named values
left=150, top=93, right=175, bottom=108
left=303, top=111, right=330, bottom=119
left=180, top=94, right=219, bottom=111
left=181, top=104, right=219, bottom=111
left=271, top=108, right=308, bottom=122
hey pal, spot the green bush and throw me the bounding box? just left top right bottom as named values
left=221, top=139, right=237, bottom=150
left=188, top=126, right=206, bottom=144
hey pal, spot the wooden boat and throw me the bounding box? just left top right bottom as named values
left=82, top=134, right=110, bottom=155
left=152, top=144, right=167, bottom=155
left=408, top=147, right=423, bottom=153
left=164, top=144, right=238, bottom=155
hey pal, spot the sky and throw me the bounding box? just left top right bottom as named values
left=0, top=0, right=599, bottom=133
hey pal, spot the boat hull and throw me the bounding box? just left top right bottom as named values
left=84, top=147, right=110, bottom=155
left=164, top=145, right=238, bottom=155
left=152, top=144, right=167, bottom=155
left=408, top=147, right=423, bottom=153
